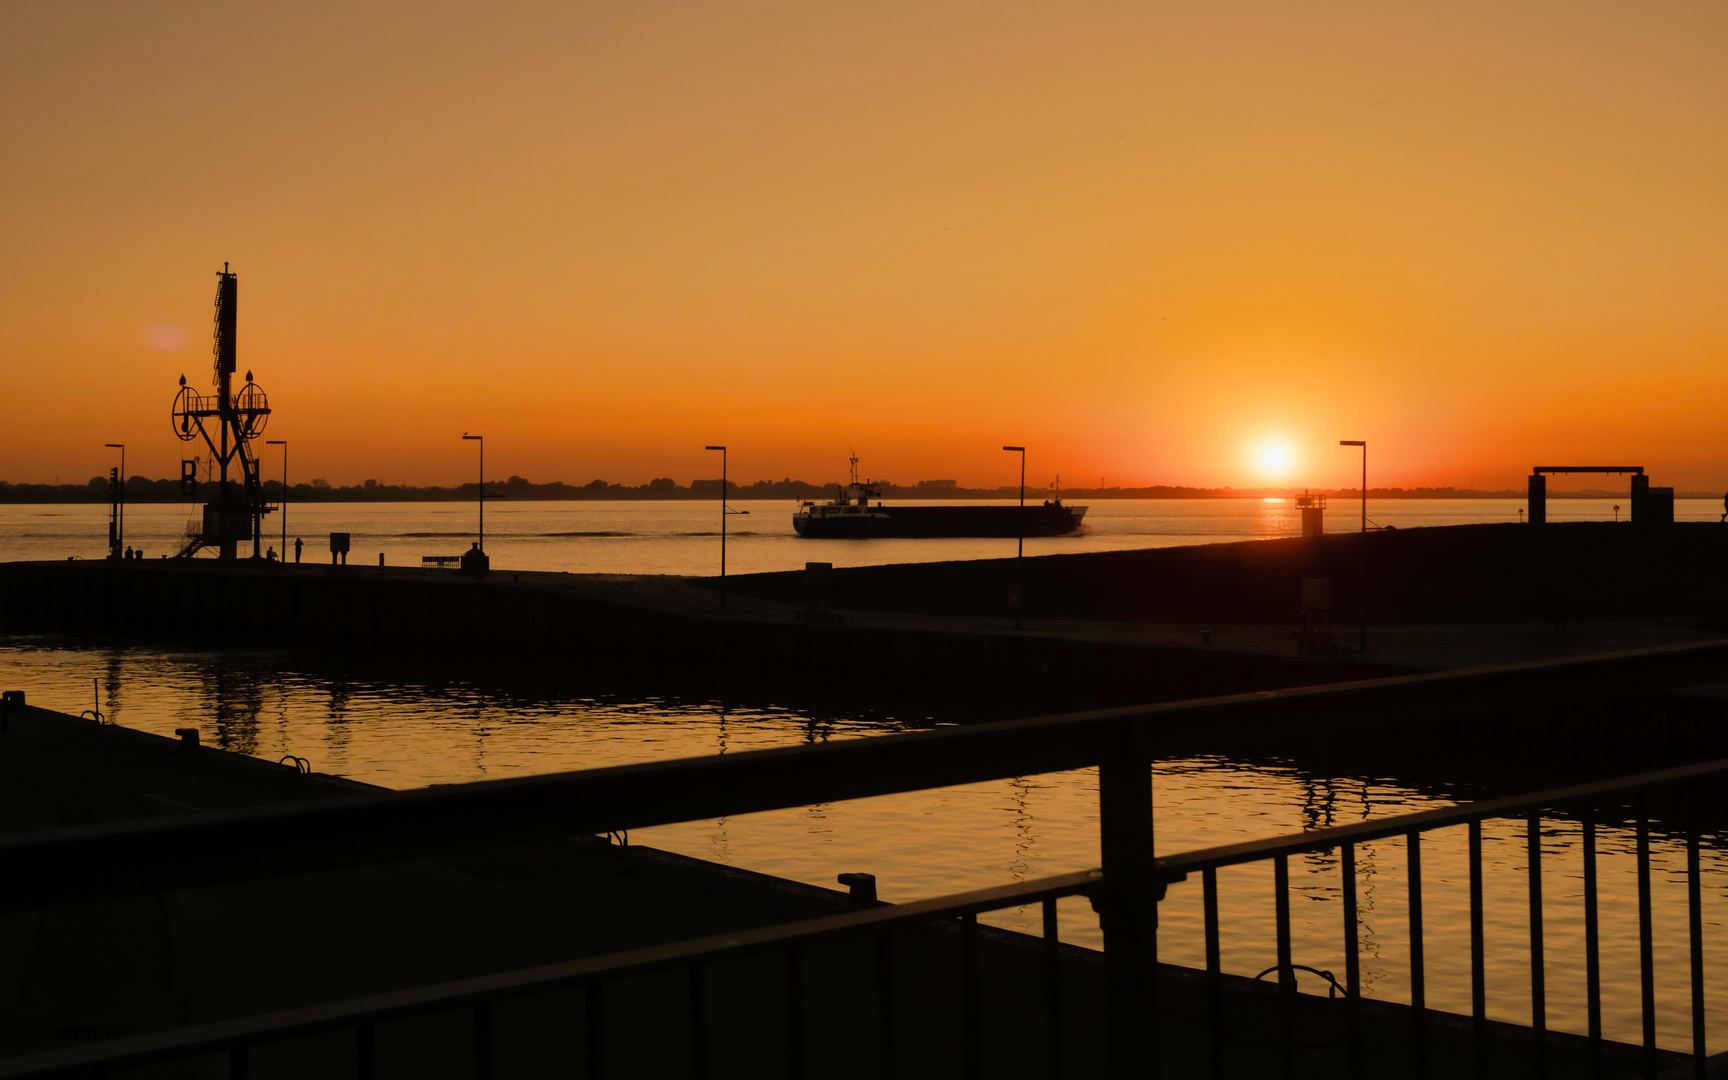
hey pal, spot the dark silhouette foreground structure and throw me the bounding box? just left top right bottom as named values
left=8, top=523, right=1728, bottom=1075
left=2, top=636, right=1728, bottom=1077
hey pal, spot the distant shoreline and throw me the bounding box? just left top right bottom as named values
left=2, top=478, right=1718, bottom=505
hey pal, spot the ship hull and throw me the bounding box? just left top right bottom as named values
left=793, top=504, right=1087, bottom=539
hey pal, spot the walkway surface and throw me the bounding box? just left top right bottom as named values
left=497, top=566, right=1728, bottom=673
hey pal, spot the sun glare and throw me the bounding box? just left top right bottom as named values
left=1260, top=447, right=1289, bottom=471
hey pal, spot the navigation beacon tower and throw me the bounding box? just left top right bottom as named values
left=169, top=265, right=274, bottom=560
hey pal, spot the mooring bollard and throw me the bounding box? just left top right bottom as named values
left=837, top=872, right=878, bottom=905
left=174, top=727, right=200, bottom=753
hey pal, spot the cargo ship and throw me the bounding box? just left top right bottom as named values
left=792, top=458, right=1087, bottom=539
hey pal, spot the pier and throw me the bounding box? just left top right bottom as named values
left=0, top=557, right=1390, bottom=718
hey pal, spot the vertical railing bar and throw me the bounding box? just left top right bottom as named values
left=1343, top=842, right=1362, bottom=1080
left=1148, top=863, right=1161, bottom=1080
left=877, top=928, right=896, bottom=1080
left=963, top=912, right=981, bottom=1080
left=473, top=1000, right=492, bottom=1080
left=1583, top=807, right=1602, bottom=1080
left=1097, top=721, right=1159, bottom=1079
left=1043, top=897, right=1063, bottom=1080
left=585, top=983, right=603, bottom=1080
left=688, top=965, right=706, bottom=1080
left=356, top=1022, right=375, bottom=1080
left=786, top=946, right=805, bottom=1080
left=228, top=1045, right=248, bottom=1080
left=1275, top=854, right=1295, bottom=1080
left=1638, top=810, right=1657, bottom=1080
left=1469, top=820, right=1486, bottom=1080
left=1528, top=813, right=1547, bottom=1080
left=1689, top=787, right=1706, bottom=1079
left=1203, top=868, right=1223, bottom=1080
left=1409, top=829, right=1426, bottom=1080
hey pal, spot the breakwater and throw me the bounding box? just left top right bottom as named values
left=0, top=559, right=1380, bottom=715
left=728, top=522, right=1728, bottom=625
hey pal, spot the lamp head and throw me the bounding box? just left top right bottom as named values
left=1340, top=440, right=1366, bottom=447
left=1002, top=445, right=1025, bottom=452
left=705, top=445, right=725, bottom=451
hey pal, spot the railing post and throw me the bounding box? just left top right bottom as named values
left=1096, top=720, right=1158, bottom=1078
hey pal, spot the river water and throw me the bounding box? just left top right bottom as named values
left=5, top=496, right=1723, bottom=572
left=2, top=499, right=1725, bottom=1049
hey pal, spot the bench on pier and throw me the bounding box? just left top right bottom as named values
left=421, top=555, right=462, bottom=569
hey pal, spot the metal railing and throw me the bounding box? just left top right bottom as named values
left=4, top=758, right=1723, bottom=1078
left=0, top=869, right=1104, bottom=1079
left=3, top=640, right=1728, bottom=1077
left=1156, top=755, right=1728, bottom=1080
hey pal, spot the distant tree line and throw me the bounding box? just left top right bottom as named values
left=8, top=476, right=1691, bottom=503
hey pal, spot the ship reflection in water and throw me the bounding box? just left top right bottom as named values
left=3, top=634, right=1727, bottom=1050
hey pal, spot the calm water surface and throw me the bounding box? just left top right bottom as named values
left=3, top=499, right=1725, bottom=1048
left=3, top=497, right=1716, bottom=573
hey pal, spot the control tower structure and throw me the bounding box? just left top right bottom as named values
left=169, top=265, right=274, bottom=559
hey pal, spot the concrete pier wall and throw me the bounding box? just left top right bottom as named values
left=0, top=561, right=1378, bottom=712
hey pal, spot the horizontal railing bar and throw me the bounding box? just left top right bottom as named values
left=4, top=637, right=1727, bottom=911
left=1155, top=754, right=1728, bottom=877
left=0, top=869, right=1104, bottom=1079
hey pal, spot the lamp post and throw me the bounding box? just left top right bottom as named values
left=462, top=434, right=484, bottom=553
left=104, top=443, right=124, bottom=558
left=1003, top=445, right=1026, bottom=627
left=1339, top=440, right=1367, bottom=652
left=1339, top=440, right=1366, bottom=534
left=705, top=445, right=727, bottom=607
left=266, top=439, right=287, bottom=560
left=1003, top=446, right=1026, bottom=558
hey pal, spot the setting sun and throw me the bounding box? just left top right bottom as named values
left=1260, top=447, right=1289, bottom=471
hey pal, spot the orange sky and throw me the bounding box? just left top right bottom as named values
left=6, top=0, right=1728, bottom=492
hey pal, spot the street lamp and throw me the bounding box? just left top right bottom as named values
left=1339, top=440, right=1367, bottom=652
left=462, top=434, right=484, bottom=553
left=1003, top=445, right=1026, bottom=628
left=266, top=440, right=287, bottom=560
left=1003, top=446, right=1026, bottom=559
left=705, top=445, right=727, bottom=607
left=1339, top=441, right=1366, bottom=534
left=104, top=444, right=125, bottom=558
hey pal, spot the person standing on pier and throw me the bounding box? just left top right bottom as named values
left=294, top=536, right=303, bottom=563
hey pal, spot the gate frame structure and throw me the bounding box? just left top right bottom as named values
left=1527, top=466, right=1674, bottom=525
